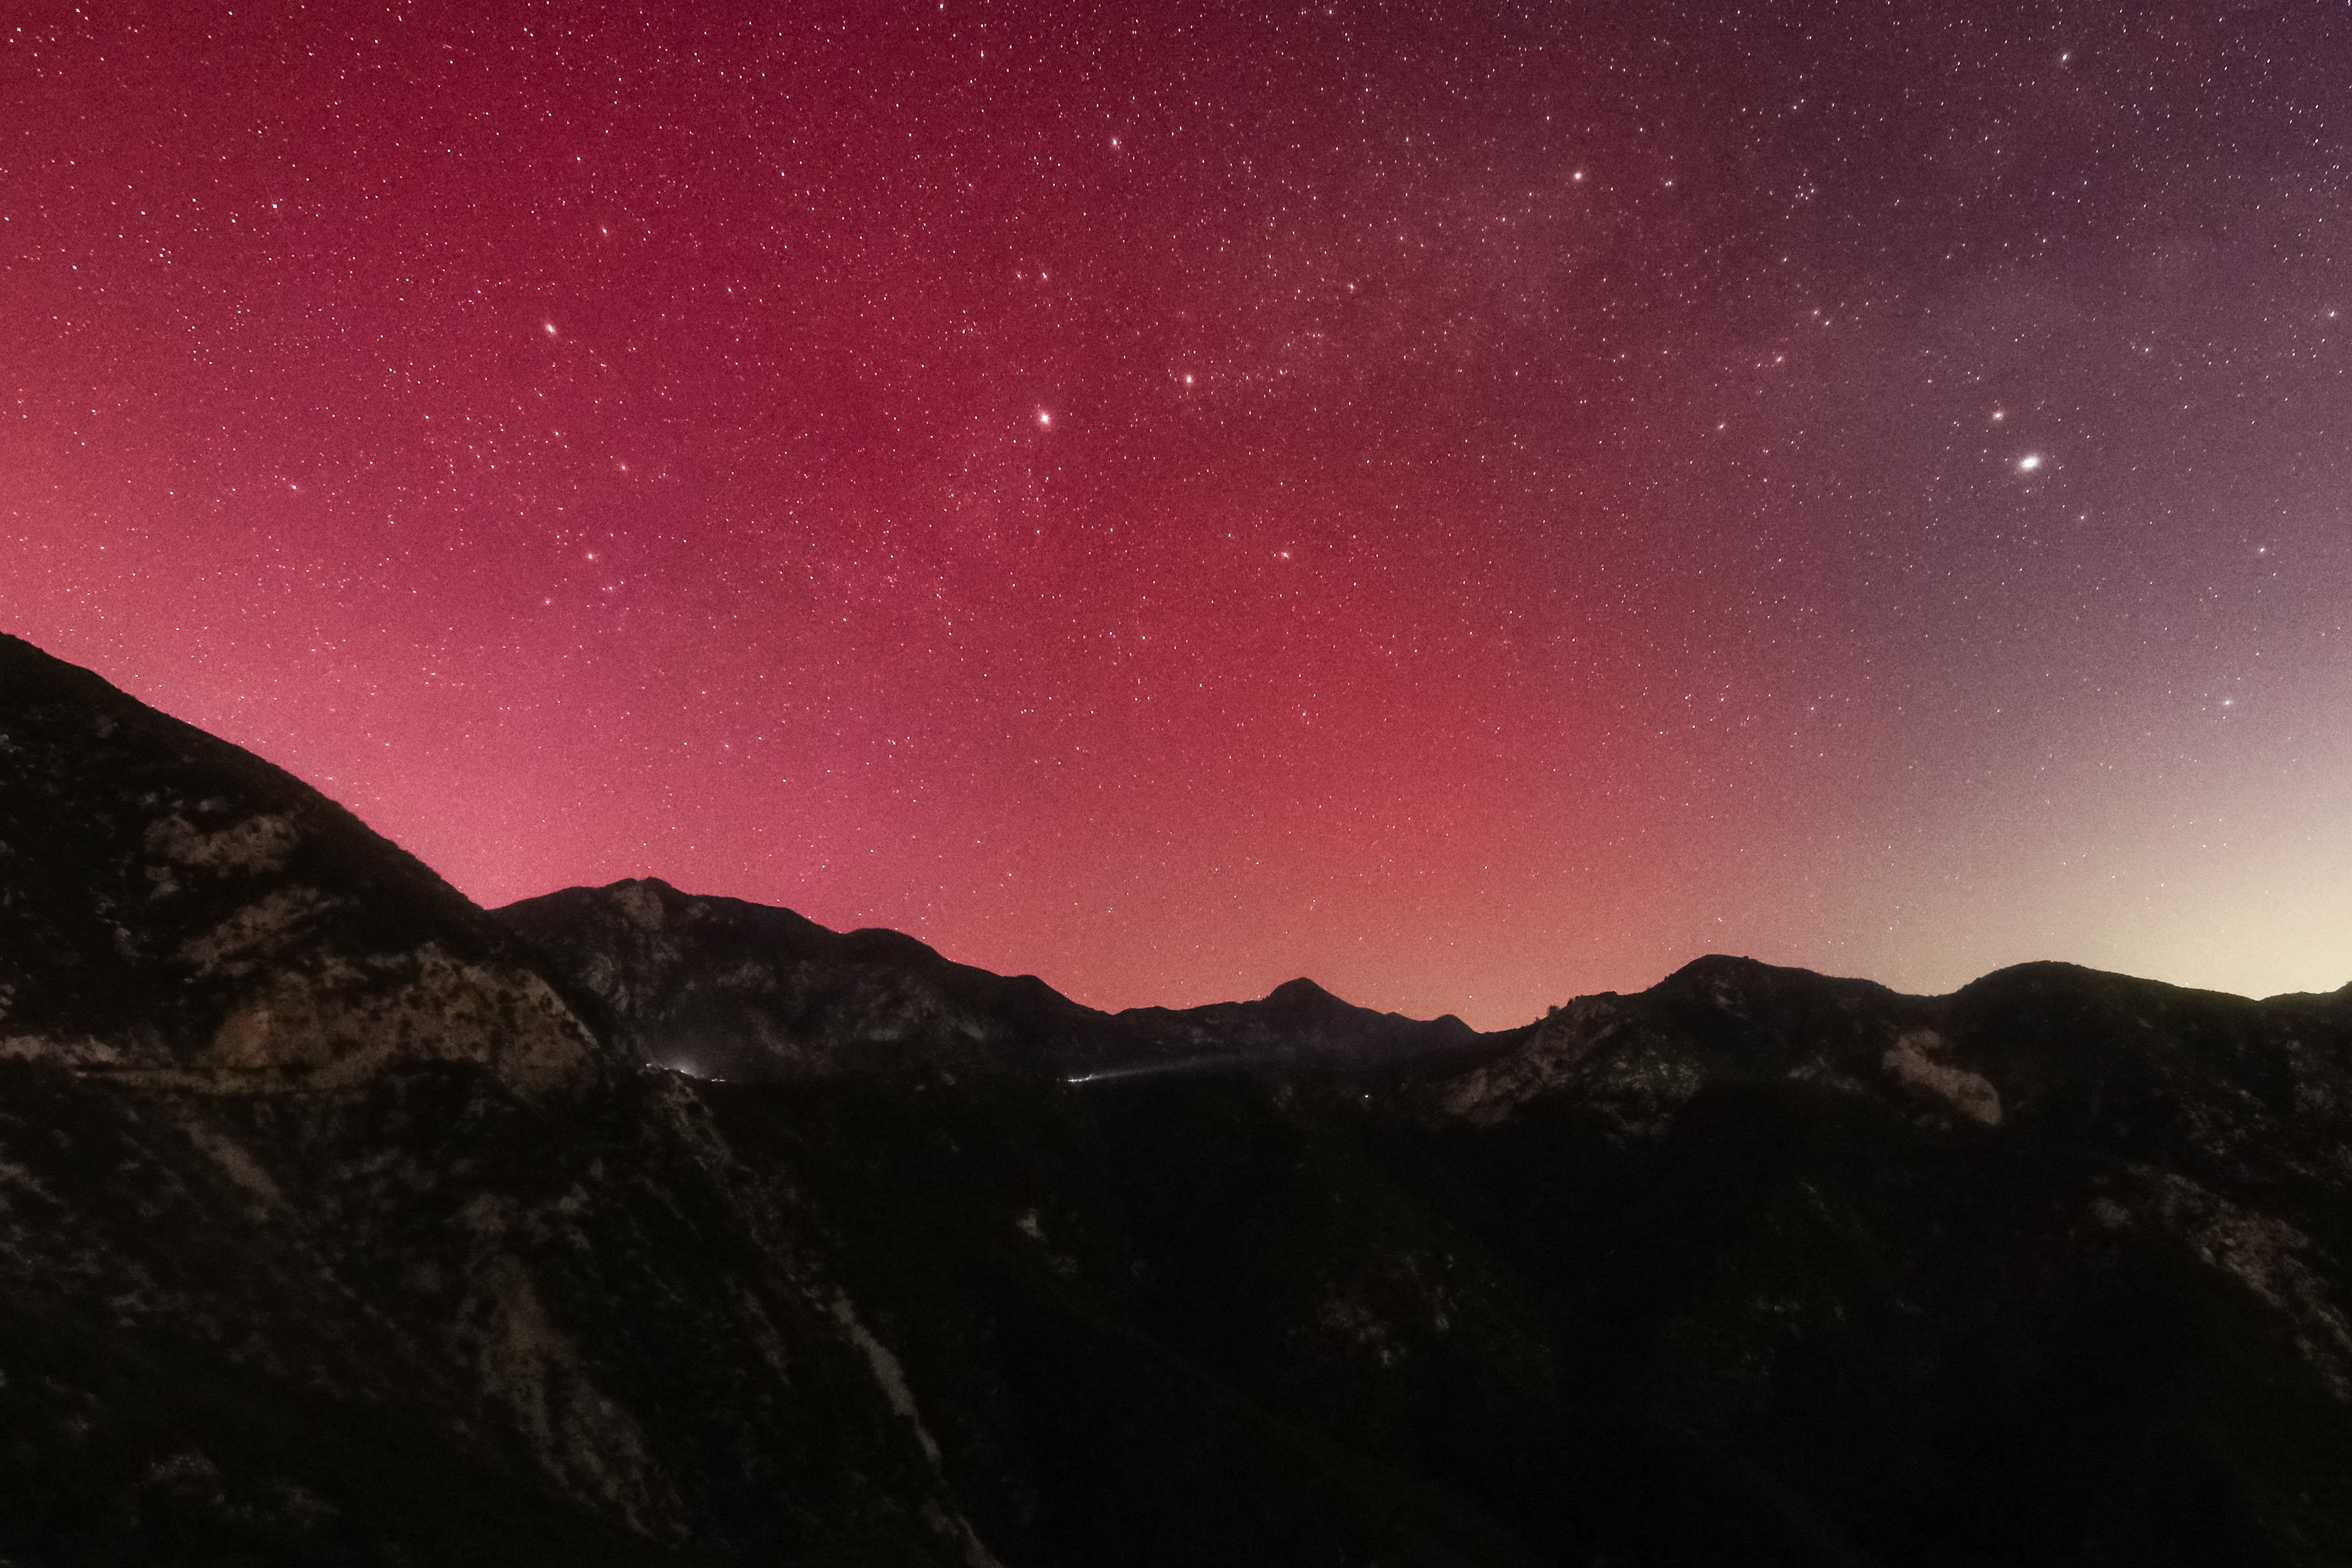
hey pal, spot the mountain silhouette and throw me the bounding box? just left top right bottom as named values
left=4, top=628, right=2350, bottom=1567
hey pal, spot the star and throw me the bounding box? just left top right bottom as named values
left=13, top=0, right=2345, bottom=1025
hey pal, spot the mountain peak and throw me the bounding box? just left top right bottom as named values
left=1263, top=976, right=1343, bottom=1009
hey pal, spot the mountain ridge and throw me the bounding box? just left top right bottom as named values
left=5, top=628, right=2352, bottom=1567
left=493, top=874, right=1487, bottom=1085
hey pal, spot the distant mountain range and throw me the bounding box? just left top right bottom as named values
left=496, top=876, right=1481, bottom=1088
left=3, top=628, right=2349, bottom=1567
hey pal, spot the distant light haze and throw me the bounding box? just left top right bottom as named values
left=5, top=0, right=2347, bottom=1028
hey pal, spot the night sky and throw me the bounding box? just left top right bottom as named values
left=6, top=1, right=2348, bottom=1028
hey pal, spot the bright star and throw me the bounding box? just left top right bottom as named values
left=1038, top=411, right=1052, bottom=427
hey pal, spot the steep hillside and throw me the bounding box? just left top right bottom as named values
left=0, top=634, right=1002, bottom=1565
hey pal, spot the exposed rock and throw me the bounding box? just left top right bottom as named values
left=145, top=810, right=302, bottom=875
left=198, top=944, right=594, bottom=1093
left=1881, top=1029, right=2002, bottom=1124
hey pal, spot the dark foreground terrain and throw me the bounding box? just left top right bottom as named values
left=3, top=629, right=2350, bottom=1567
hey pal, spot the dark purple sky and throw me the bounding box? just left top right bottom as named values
left=7, top=0, right=2347, bottom=1026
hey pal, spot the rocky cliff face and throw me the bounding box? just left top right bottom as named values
left=4, top=630, right=2351, bottom=1567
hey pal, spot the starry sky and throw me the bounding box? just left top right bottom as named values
left=6, top=0, right=2349, bottom=1027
